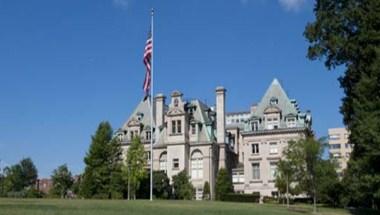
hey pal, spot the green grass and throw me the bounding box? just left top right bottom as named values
left=0, top=198, right=363, bottom=215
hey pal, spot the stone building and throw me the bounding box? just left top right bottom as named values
left=117, top=78, right=312, bottom=199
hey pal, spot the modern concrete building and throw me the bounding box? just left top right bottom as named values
left=117, top=78, right=312, bottom=199
left=328, top=127, right=352, bottom=175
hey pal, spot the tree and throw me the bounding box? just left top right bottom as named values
left=203, top=181, right=210, bottom=200
left=304, top=0, right=380, bottom=208
left=282, top=138, right=324, bottom=213
left=2, top=158, right=38, bottom=194
left=108, top=137, right=125, bottom=199
left=275, top=159, right=300, bottom=207
left=172, top=170, right=194, bottom=200
left=215, top=168, right=233, bottom=200
left=153, top=170, right=171, bottom=199
left=316, top=160, right=342, bottom=207
left=50, top=164, right=74, bottom=198
left=80, top=121, right=124, bottom=199
left=123, top=136, right=147, bottom=200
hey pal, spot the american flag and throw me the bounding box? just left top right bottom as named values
left=143, top=30, right=153, bottom=96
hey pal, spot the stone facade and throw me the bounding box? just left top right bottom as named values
left=117, top=78, right=312, bottom=199
left=328, top=127, right=352, bottom=175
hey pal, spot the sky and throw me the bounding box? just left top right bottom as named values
left=0, top=0, right=344, bottom=177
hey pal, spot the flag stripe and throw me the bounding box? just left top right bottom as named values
left=143, top=30, right=152, bottom=95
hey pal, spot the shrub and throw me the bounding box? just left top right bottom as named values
left=220, top=193, right=260, bottom=203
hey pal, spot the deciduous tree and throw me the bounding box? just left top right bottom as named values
left=50, top=164, right=74, bottom=198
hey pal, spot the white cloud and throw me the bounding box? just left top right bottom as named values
left=113, top=0, right=129, bottom=9
left=278, top=0, right=305, bottom=12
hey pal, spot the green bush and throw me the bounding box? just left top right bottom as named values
left=220, top=193, right=260, bottom=203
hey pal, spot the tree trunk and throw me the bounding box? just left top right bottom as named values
left=286, top=174, right=289, bottom=208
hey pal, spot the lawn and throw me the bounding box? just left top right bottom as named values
left=0, top=198, right=367, bottom=215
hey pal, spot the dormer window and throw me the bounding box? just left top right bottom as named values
left=287, top=118, right=296, bottom=128
left=270, top=97, right=278, bottom=105
left=145, top=131, right=151, bottom=140
left=191, top=124, right=196, bottom=135
left=266, top=116, right=279, bottom=130
left=174, top=98, right=179, bottom=107
left=251, top=121, right=259, bottom=131
left=137, top=113, right=144, bottom=121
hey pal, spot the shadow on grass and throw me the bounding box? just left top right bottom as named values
left=348, top=208, right=379, bottom=215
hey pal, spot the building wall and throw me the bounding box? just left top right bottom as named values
left=241, top=131, right=305, bottom=196
left=328, top=127, right=352, bottom=174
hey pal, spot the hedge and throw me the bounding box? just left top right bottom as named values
left=220, top=193, right=260, bottom=203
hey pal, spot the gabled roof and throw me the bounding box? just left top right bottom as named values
left=122, top=98, right=155, bottom=130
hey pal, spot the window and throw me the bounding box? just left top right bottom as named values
left=269, top=142, right=278, bottom=154
left=191, top=124, right=196, bottom=135
left=172, top=121, right=176, bottom=134
left=232, top=171, right=245, bottom=184
left=266, top=117, right=279, bottom=130
left=270, top=162, right=277, bottom=179
left=130, top=131, right=134, bottom=139
left=159, top=152, right=167, bottom=172
left=191, top=151, right=203, bottom=179
left=329, top=134, right=340, bottom=140
left=174, top=98, right=179, bottom=107
left=251, top=121, right=258, bottom=131
left=270, top=97, right=278, bottom=105
left=145, top=151, right=151, bottom=161
left=177, top=120, right=182, bottom=134
left=173, top=158, right=179, bottom=169
left=145, top=131, right=151, bottom=140
left=252, top=143, right=259, bottom=154
left=330, top=144, right=341, bottom=149
left=332, top=153, right=341, bottom=158
left=252, top=163, right=260, bottom=180
left=287, top=118, right=296, bottom=128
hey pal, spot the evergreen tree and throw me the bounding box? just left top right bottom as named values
left=152, top=170, right=171, bottom=199
left=123, top=136, right=147, bottom=200
left=203, top=181, right=210, bottom=200
left=108, top=137, right=125, bottom=199
left=304, top=0, right=380, bottom=208
left=172, top=170, right=194, bottom=200
left=80, top=121, right=123, bottom=199
left=215, top=168, right=233, bottom=200
left=50, top=164, right=74, bottom=198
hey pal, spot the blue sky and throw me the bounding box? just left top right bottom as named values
left=0, top=0, right=344, bottom=177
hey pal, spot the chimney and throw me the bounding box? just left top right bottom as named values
left=250, top=103, right=258, bottom=113
left=216, top=86, right=226, bottom=144
left=155, top=93, right=166, bottom=130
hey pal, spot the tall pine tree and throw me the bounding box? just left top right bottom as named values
left=80, top=121, right=124, bottom=199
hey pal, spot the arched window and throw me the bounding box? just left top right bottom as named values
left=191, top=150, right=203, bottom=179
left=159, top=152, right=167, bottom=172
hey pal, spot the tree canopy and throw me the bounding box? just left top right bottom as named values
left=305, top=0, right=380, bottom=208
left=80, top=121, right=124, bottom=199
left=50, top=164, right=74, bottom=198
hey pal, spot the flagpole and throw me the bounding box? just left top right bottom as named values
left=149, top=7, right=154, bottom=202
